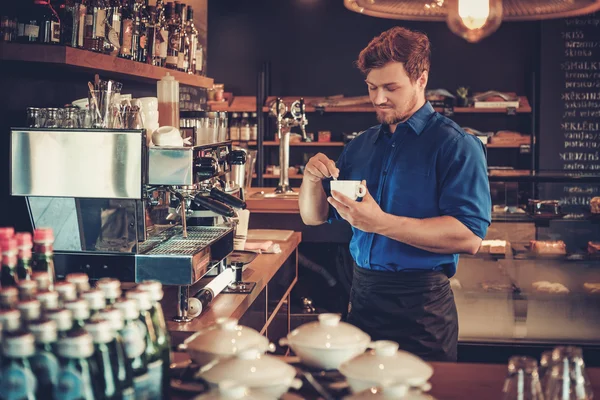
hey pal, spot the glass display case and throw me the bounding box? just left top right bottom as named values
left=453, top=172, right=600, bottom=345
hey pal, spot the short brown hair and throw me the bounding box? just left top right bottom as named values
left=356, top=27, right=431, bottom=82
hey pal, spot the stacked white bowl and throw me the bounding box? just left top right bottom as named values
left=137, top=97, right=159, bottom=145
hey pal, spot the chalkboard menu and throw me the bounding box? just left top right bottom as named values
left=180, top=85, right=207, bottom=111
left=540, top=12, right=600, bottom=172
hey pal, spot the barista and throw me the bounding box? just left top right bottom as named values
left=298, top=27, right=491, bottom=361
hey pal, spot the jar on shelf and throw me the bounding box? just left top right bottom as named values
left=214, top=84, right=225, bottom=102
left=26, top=107, right=41, bottom=128
left=240, top=112, right=251, bottom=141
left=229, top=112, right=240, bottom=141
left=250, top=112, right=258, bottom=141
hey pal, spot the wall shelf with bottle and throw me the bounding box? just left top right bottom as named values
left=209, top=95, right=256, bottom=112
left=0, top=43, right=214, bottom=89
left=233, top=140, right=345, bottom=147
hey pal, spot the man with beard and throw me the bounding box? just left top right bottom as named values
left=298, top=27, right=491, bottom=362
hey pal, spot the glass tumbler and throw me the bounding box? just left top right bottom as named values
left=26, top=107, right=41, bottom=128
left=502, top=356, right=545, bottom=400
left=545, top=346, right=593, bottom=400
left=43, top=108, right=60, bottom=128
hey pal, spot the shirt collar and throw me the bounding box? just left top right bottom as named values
left=373, top=101, right=435, bottom=143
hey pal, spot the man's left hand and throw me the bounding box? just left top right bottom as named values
left=328, top=180, right=386, bottom=233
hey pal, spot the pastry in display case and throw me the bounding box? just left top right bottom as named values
left=453, top=173, right=600, bottom=345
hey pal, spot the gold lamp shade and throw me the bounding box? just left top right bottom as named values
left=344, top=0, right=600, bottom=21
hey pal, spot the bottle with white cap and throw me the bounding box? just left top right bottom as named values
left=54, top=281, right=77, bottom=306
left=32, top=271, right=51, bottom=292
left=85, top=319, right=135, bottom=400
left=138, top=280, right=171, bottom=397
left=29, top=318, right=59, bottom=399
left=114, top=298, right=151, bottom=399
left=17, top=299, right=42, bottom=328
left=81, top=288, right=106, bottom=320
left=97, top=307, right=135, bottom=400
left=36, top=290, right=60, bottom=312
left=64, top=298, right=90, bottom=331
left=17, top=279, right=38, bottom=301
left=54, top=330, right=100, bottom=400
left=65, top=273, right=91, bottom=296
left=46, top=308, right=73, bottom=339
left=97, top=278, right=122, bottom=306
left=126, top=288, right=164, bottom=399
left=0, top=308, right=21, bottom=332
left=1, top=237, right=20, bottom=287
left=0, top=331, right=37, bottom=400
left=0, top=287, right=19, bottom=309
left=32, top=228, right=56, bottom=288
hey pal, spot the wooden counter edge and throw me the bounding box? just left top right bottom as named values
left=166, top=231, right=302, bottom=335
left=246, top=188, right=301, bottom=214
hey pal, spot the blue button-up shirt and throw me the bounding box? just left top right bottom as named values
left=325, top=102, right=491, bottom=277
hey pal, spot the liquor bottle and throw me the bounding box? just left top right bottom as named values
left=164, top=2, right=179, bottom=70
left=0, top=308, right=21, bottom=332
left=176, top=3, right=188, bottom=72
left=126, top=288, right=163, bottom=399
left=15, top=232, right=33, bottom=281
left=32, top=228, right=56, bottom=288
left=64, top=298, right=90, bottom=331
left=46, top=308, right=73, bottom=338
left=97, top=277, right=122, bottom=305
left=0, top=287, right=18, bottom=310
left=0, top=227, right=15, bottom=239
left=54, top=330, right=101, bottom=400
left=81, top=288, right=106, bottom=320
left=137, top=0, right=150, bottom=63
left=114, top=298, right=151, bottom=399
left=17, top=1, right=40, bottom=43
left=60, top=0, right=77, bottom=47
left=0, top=2, right=18, bottom=42
left=32, top=0, right=61, bottom=44
left=65, top=272, right=91, bottom=296
left=17, top=299, right=42, bottom=329
left=83, top=0, right=107, bottom=52
left=76, top=0, right=87, bottom=47
left=1, top=237, right=20, bottom=288
left=119, top=0, right=135, bottom=59
left=185, top=5, right=198, bottom=74
left=36, top=289, right=60, bottom=311
left=97, top=307, right=135, bottom=399
left=155, top=0, right=168, bottom=67
left=138, top=281, right=171, bottom=399
left=105, top=0, right=122, bottom=55
left=0, top=331, right=37, bottom=400
left=17, top=279, right=37, bottom=301
left=145, top=5, right=157, bottom=65
left=54, top=281, right=77, bottom=305
left=85, top=319, right=135, bottom=400
left=28, top=318, right=59, bottom=399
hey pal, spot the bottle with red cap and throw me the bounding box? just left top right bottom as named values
left=15, top=232, right=33, bottom=281
left=32, top=228, right=56, bottom=288
left=1, top=237, right=20, bottom=288
left=0, top=227, right=15, bottom=240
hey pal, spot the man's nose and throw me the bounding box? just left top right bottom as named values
left=373, top=89, right=387, bottom=106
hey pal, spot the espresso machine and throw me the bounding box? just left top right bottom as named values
left=10, top=127, right=248, bottom=322
left=269, top=98, right=309, bottom=195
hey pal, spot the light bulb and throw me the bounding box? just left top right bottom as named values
left=446, top=0, right=503, bottom=43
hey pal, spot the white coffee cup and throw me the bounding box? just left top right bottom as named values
left=330, top=180, right=367, bottom=200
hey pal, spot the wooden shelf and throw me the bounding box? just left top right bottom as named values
left=253, top=173, right=304, bottom=179
left=209, top=95, right=256, bottom=112
left=0, top=42, right=214, bottom=88
left=487, top=142, right=531, bottom=148
left=233, top=141, right=344, bottom=147
left=263, top=96, right=532, bottom=114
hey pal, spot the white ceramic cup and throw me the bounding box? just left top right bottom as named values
left=330, top=180, right=367, bottom=200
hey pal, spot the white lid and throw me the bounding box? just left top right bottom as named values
left=55, top=281, right=77, bottom=302
left=82, top=289, right=106, bottom=311
left=0, top=308, right=21, bottom=332
left=85, top=319, right=114, bottom=344
left=137, top=281, right=164, bottom=302
left=183, top=318, right=271, bottom=356
left=97, top=307, right=124, bottom=332
left=113, top=298, right=139, bottom=321
left=199, top=348, right=296, bottom=388
left=126, top=289, right=152, bottom=311
left=97, top=278, right=122, bottom=301
left=286, top=314, right=370, bottom=349
left=193, top=381, right=275, bottom=400
left=46, top=308, right=73, bottom=332
left=29, top=318, right=58, bottom=344
left=36, top=290, right=60, bottom=310
left=66, top=273, right=90, bottom=293
left=18, top=279, right=38, bottom=293
left=57, top=331, right=94, bottom=359
left=339, top=341, right=433, bottom=387
left=64, top=299, right=90, bottom=321
left=17, top=299, right=41, bottom=321
left=344, top=383, right=436, bottom=400
left=32, top=272, right=51, bottom=290
left=0, top=287, right=18, bottom=305
left=3, top=332, right=35, bottom=358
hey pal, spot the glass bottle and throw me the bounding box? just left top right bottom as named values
left=138, top=280, right=171, bottom=399
left=18, top=1, right=40, bottom=43
left=137, top=0, right=150, bottom=63
left=97, top=307, right=135, bottom=400
left=176, top=3, right=188, bottom=72
left=46, top=308, right=73, bottom=339
left=85, top=319, right=133, bottom=400
left=26, top=107, right=41, bottom=128
left=114, top=298, right=151, bottom=399
left=0, top=309, right=21, bottom=333
left=83, top=0, right=107, bottom=52
left=33, top=0, right=61, bottom=44
left=17, top=299, right=42, bottom=328
left=43, top=107, right=60, bottom=128
left=17, top=279, right=37, bottom=301
left=0, top=287, right=18, bottom=310
left=127, top=288, right=164, bottom=399
left=155, top=0, right=168, bottom=67
left=119, top=0, right=135, bottom=59
left=32, top=228, right=56, bottom=288
left=164, top=2, right=179, bottom=70
left=0, top=2, right=18, bottom=42
left=0, top=331, right=37, bottom=400
left=66, top=272, right=91, bottom=296
left=32, top=271, right=51, bottom=292
left=54, top=330, right=100, bottom=400
left=15, top=232, right=33, bottom=281
left=250, top=112, right=258, bottom=141
left=1, top=237, right=19, bottom=288
left=229, top=112, right=240, bottom=141
left=105, top=0, right=121, bottom=55
left=0, top=227, right=15, bottom=240
left=97, top=277, right=122, bottom=306
left=81, top=289, right=106, bottom=320
left=36, top=289, right=60, bottom=312
left=76, top=0, right=87, bottom=48
left=29, top=318, right=59, bottom=400
left=185, top=5, right=198, bottom=74
left=64, top=298, right=90, bottom=331
left=240, top=112, right=251, bottom=141
left=61, top=0, right=79, bottom=47
left=545, top=346, right=593, bottom=400
left=502, top=356, right=544, bottom=400
left=55, top=281, right=77, bottom=306
left=145, top=5, right=158, bottom=65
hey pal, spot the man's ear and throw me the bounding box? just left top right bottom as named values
left=418, top=70, right=429, bottom=90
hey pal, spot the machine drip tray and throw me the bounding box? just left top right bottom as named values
left=250, top=191, right=299, bottom=199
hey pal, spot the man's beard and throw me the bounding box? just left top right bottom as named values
left=375, top=90, right=418, bottom=125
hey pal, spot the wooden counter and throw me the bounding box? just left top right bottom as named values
left=164, top=231, right=301, bottom=344
left=246, top=188, right=301, bottom=214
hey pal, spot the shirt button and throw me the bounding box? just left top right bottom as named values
left=364, top=259, right=368, bottom=264
left=392, top=143, right=396, bottom=147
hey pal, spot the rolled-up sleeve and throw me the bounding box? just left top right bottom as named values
left=437, top=134, right=491, bottom=239
left=323, top=147, right=349, bottom=223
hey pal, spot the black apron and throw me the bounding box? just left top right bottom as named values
left=347, top=265, right=458, bottom=362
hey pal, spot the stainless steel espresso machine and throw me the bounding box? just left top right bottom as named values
left=10, top=127, right=247, bottom=322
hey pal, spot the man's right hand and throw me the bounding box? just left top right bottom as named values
left=303, top=153, right=339, bottom=183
